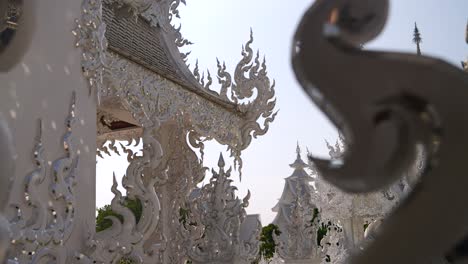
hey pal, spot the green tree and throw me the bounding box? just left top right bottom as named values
left=95, top=197, right=143, bottom=264
left=96, top=197, right=143, bottom=232
left=255, top=224, right=281, bottom=263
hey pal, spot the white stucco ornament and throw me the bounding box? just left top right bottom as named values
left=183, top=154, right=261, bottom=264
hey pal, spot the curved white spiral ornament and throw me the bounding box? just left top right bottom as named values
left=293, top=0, right=468, bottom=263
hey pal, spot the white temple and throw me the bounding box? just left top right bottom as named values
left=270, top=140, right=415, bottom=264
left=272, top=144, right=321, bottom=264
left=0, top=0, right=277, bottom=263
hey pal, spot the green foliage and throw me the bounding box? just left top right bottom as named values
left=257, top=224, right=281, bottom=262
left=363, top=222, right=370, bottom=232
left=95, top=198, right=143, bottom=264
left=310, top=208, right=319, bottom=224
left=317, top=221, right=331, bottom=247
left=96, top=204, right=121, bottom=233
left=95, top=197, right=143, bottom=232
left=179, top=207, right=190, bottom=228
left=309, top=208, right=332, bottom=248
left=179, top=207, right=197, bottom=229
left=118, top=257, right=134, bottom=264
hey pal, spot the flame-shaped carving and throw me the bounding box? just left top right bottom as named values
left=183, top=153, right=258, bottom=264
left=293, top=0, right=468, bottom=262
left=213, top=30, right=278, bottom=175
left=76, top=120, right=166, bottom=263
left=8, top=92, right=79, bottom=263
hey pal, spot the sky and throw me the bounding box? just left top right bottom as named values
left=97, top=0, right=468, bottom=224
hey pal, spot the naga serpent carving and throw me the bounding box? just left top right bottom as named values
left=293, top=0, right=468, bottom=263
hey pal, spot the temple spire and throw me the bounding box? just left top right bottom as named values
left=413, top=22, right=422, bottom=56
left=296, top=141, right=301, bottom=157
left=271, top=144, right=319, bottom=262
left=290, top=142, right=308, bottom=171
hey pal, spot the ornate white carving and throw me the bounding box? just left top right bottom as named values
left=76, top=122, right=166, bottom=263
left=272, top=145, right=321, bottom=263
left=139, top=0, right=193, bottom=50
left=102, top=42, right=277, bottom=176
left=154, top=126, right=208, bottom=264
left=319, top=222, right=348, bottom=264
left=73, top=0, right=109, bottom=104
left=106, top=0, right=193, bottom=57
left=276, top=196, right=319, bottom=262
left=96, top=110, right=142, bottom=160
left=309, top=138, right=411, bottom=264
left=74, top=1, right=277, bottom=263
left=0, top=113, right=14, bottom=262
left=8, top=93, right=79, bottom=263
left=192, top=31, right=278, bottom=174
left=310, top=138, right=408, bottom=222
left=75, top=0, right=277, bottom=176
left=183, top=154, right=260, bottom=264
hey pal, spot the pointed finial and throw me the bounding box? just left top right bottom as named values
left=296, top=141, right=301, bottom=156
left=218, top=153, right=225, bottom=168
left=413, top=22, right=422, bottom=56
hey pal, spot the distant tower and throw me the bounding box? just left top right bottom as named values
left=272, top=143, right=321, bottom=264
left=413, top=22, right=422, bottom=56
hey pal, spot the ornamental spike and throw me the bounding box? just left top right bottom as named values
left=218, top=153, right=225, bottom=168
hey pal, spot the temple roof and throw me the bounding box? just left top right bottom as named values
left=103, top=2, right=194, bottom=87
left=288, top=143, right=311, bottom=175
left=102, top=1, right=238, bottom=110
left=272, top=144, right=315, bottom=222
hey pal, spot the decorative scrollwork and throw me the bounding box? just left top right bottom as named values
left=8, top=92, right=79, bottom=263
left=183, top=153, right=258, bottom=264
left=111, top=0, right=193, bottom=55
left=73, top=0, right=109, bottom=104
left=191, top=30, right=278, bottom=175
left=103, top=41, right=277, bottom=176
left=76, top=121, right=166, bottom=263
left=310, top=138, right=410, bottom=263
left=75, top=0, right=277, bottom=177
left=221, top=30, right=278, bottom=174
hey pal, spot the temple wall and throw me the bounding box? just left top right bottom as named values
left=0, top=0, right=96, bottom=261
